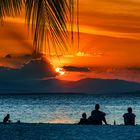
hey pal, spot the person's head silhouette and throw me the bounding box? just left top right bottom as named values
left=95, top=104, right=100, bottom=110
left=82, top=113, right=87, bottom=119
left=128, top=107, right=132, bottom=113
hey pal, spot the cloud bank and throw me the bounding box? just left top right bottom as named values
left=62, top=66, right=90, bottom=72
left=0, top=58, right=57, bottom=80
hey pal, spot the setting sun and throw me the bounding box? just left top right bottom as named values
left=55, top=67, right=65, bottom=75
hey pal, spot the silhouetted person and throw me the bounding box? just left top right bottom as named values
left=17, top=120, right=21, bottom=123
left=78, top=113, right=88, bottom=125
left=88, top=104, right=108, bottom=125
left=123, top=107, right=136, bottom=125
left=3, top=114, right=11, bottom=123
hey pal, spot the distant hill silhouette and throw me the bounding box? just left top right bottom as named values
left=52, top=78, right=140, bottom=94
left=65, top=78, right=140, bottom=93
left=0, top=78, right=139, bottom=94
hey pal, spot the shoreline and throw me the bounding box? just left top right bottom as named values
left=0, top=91, right=139, bottom=96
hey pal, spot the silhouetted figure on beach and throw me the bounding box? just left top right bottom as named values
left=123, top=107, right=136, bottom=125
left=78, top=113, right=88, bottom=125
left=3, top=114, right=11, bottom=123
left=88, top=104, right=108, bottom=125
left=17, top=120, right=21, bottom=123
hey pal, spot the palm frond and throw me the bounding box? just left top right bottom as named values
left=0, top=0, right=77, bottom=55
left=0, top=0, right=23, bottom=20
left=25, top=0, right=72, bottom=54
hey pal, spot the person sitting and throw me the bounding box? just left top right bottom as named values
left=88, top=104, right=108, bottom=125
left=78, top=113, right=88, bottom=125
left=123, top=107, right=136, bottom=125
left=17, top=120, right=21, bottom=123
left=3, top=114, right=11, bottom=123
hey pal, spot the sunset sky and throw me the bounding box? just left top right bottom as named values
left=0, top=0, right=140, bottom=82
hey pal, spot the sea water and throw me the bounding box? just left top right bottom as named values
left=0, top=93, right=139, bottom=125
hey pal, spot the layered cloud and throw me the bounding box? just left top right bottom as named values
left=0, top=58, right=57, bottom=81
left=62, top=66, right=90, bottom=72
left=126, top=67, right=140, bottom=72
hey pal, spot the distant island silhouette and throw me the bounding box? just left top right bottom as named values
left=0, top=78, right=139, bottom=94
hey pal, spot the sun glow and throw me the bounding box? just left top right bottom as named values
left=55, top=67, right=65, bottom=75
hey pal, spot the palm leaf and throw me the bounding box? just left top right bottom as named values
left=0, top=0, right=77, bottom=55
left=0, top=0, right=23, bottom=19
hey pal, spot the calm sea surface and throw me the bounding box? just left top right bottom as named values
left=0, top=93, right=140, bottom=125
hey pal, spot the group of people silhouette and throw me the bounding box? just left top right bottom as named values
left=2, top=104, right=136, bottom=125
left=78, top=104, right=136, bottom=125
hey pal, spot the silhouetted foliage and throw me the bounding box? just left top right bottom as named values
left=0, top=0, right=79, bottom=54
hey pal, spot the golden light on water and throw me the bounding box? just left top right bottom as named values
left=48, top=118, right=73, bottom=124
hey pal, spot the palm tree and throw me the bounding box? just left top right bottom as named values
left=0, top=0, right=78, bottom=55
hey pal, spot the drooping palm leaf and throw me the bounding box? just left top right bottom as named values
left=0, top=0, right=23, bottom=19
left=0, top=0, right=77, bottom=54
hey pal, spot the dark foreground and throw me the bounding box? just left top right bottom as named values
left=0, top=123, right=140, bottom=140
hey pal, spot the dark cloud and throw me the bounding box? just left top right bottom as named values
left=126, top=67, right=140, bottom=71
left=0, top=58, right=57, bottom=80
left=62, top=66, right=90, bottom=72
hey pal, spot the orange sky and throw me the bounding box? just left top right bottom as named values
left=0, top=0, right=140, bottom=82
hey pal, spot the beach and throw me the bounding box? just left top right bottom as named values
left=0, top=94, right=139, bottom=140
left=0, top=123, right=140, bottom=140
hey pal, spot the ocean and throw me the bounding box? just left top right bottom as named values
left=0, top=93, right=139, bottom=125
